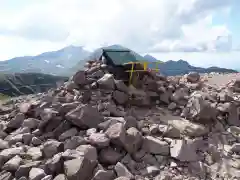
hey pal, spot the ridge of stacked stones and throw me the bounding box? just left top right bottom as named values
left=0, top=59, right=239, bottom=180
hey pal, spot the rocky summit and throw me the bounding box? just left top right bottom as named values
left=0, top=59, right=240, bottom=180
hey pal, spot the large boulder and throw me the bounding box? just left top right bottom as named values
left=72, top=71, right=87, bottom=86
left=183, top=92, right=217, bottom=123
left=170, top=139, right=199, bottom=162
left=105, top=123, right=126, bottom=146
left=97, top=74, right=115, bottom=90
left=112, top=91, right=129, bottom=105
left=64, top=157, right=96, bottom=180
left=167, top=119, right=209, bottom=137
left=99, top=147, right=123, bottom=165
left=142, top=136, right=170, bottom=155
left=187, top=72, right=200, bottom=83
left=232, top=78, right=240, bottom=93
left=66, top=104, right=104, bottom=129
left=123, top=127, right=143, bottom=154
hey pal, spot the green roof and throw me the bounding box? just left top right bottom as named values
left=103, top=49, right=139, bottom=66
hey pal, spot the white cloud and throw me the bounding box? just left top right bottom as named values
left=149, top=15, right=232, bottom=52
left=0, top=0, right=236, bottom=67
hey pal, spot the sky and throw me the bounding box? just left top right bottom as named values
left=0, top=0, right=240, bottom=69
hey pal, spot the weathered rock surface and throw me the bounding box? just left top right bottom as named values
left=0, top=60, right=239, bottom=180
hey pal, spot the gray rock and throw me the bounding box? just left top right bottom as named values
left=86, top=128, right=97, bottom=136
left=132, top=149, right=146, bottom=162
left=99, top=148, right=123, bottom=165
left=0, top=131, right=8, bottom=139
left=72, top=70, right=87, bottom=86
left=15, top=161, right=41, bottom=179
left=170, top=139, right=198, bottom=162
left=53, top=174, right=67, bottom=180
left=2, top=155, right=22, bottom=171
left=124, top=127, right=142, bottom=154
left=90, top=70, right=105, bottom=79
left=62, top=149, right=84, bottom=160
left=41, top=175, right=53, bottom=180
left=39, top=108, right=58, bottom=122
left=29, top=168, right=46, bottom=180
left=187, top=72, right=200, bottom=83
left=42, top=140, right=63, bottom=158
left=22, top=118, right=40, bottom=129
left=52, top=120, right=72, bottom=138
left=76, top=144, right=98, bottom=161
left=168, top=102, right=177, bottom=110
left=171, top=88, right=188, bottom=104
left=114, top=177, right=130, bottom=180
left=45, top=153, right=63, bottom=175
left=0, top=147, right=25, bottom=163
left=92, top=170, right=115, bottom=180
left=7, top=113, right=25, bottom=129
left=160, top=91, right=171, bottom=104
left=18, top=177, right=28, bottom=180
left=64, top=157, right=96, bottom=180
left=98, top=117, right=125, bottom=131
left=0, top=139, right=9, bottom=150
left=0, top=171, right=13, bottom=180
left=31, top=137, right=42, bottom=146
left=113, top=91, right=128, bottom=105
left=218, top=92, right=233, bottom=102
left=66, top=104, right=104, bottom=129
left=187, top=161, right=207, bottom=179
left=88, top=133, right=110, bottom=148
left=105, top=103, right=126, bottom=117
left=58, top=102, right=81, bottom=115
left=224, top=103, right=240, bottom=126
left=149, top=124, right=159, bottom=134
left=59, top=128, right=78, bottom=141
left=7, top=133, right=24, bottom=145
left=158, top=124, right=180, bottom=138
left=230, top=143, right=240, bottom=153
left=184, top=94, right=217, bottom=123
left=64, top=136, right=87, bottom=150
left=27, top=147, right=42, bottom=160
left=114, top=162, right=134, bottom=179
left=141, top=153, right=159, bottom=166
left=65, top=81, right=78, bottom=91
left=228, top=126, right=240, bottom=136
left=168, top=119, right=209, bottom=137
left=23, top=133, right=34, bottom=145
left=232, top=78, right=240, bottom=93
left=10, top=127, right=30, bottom=135
left=124, top=116, right=138, bottom=129
left=142, top=136, right=169, bottom=155
left=115, top=80, right=129, bottom=93
left=146, top=166, right=160, bottom=176
left=97, top=74, right=115, bottom=90
left=106, top=123, right=126, bottom=146
left=32, top=129, right=42, bottom=137
left=19, top=102, right=32, bottom=114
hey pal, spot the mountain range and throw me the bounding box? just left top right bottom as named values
left=0, top=45, right=238, bottom=77
left=0, top=46, right=90, bottom=76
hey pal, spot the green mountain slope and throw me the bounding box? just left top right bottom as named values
left=0, top=73, right=68, bottom=97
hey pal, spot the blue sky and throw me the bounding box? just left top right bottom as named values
left=0, top=0, right=240, bottom=69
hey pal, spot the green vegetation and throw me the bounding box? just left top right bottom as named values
left=0, top=93, right=10, bottom=101
left=0, top=72, right=68, bottom=97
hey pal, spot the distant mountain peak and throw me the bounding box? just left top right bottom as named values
left=177, top=59, right=190, bottom=65
left=144, top=54, right=158, bottom=62
left=144, top=54, right=156, bottom=58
